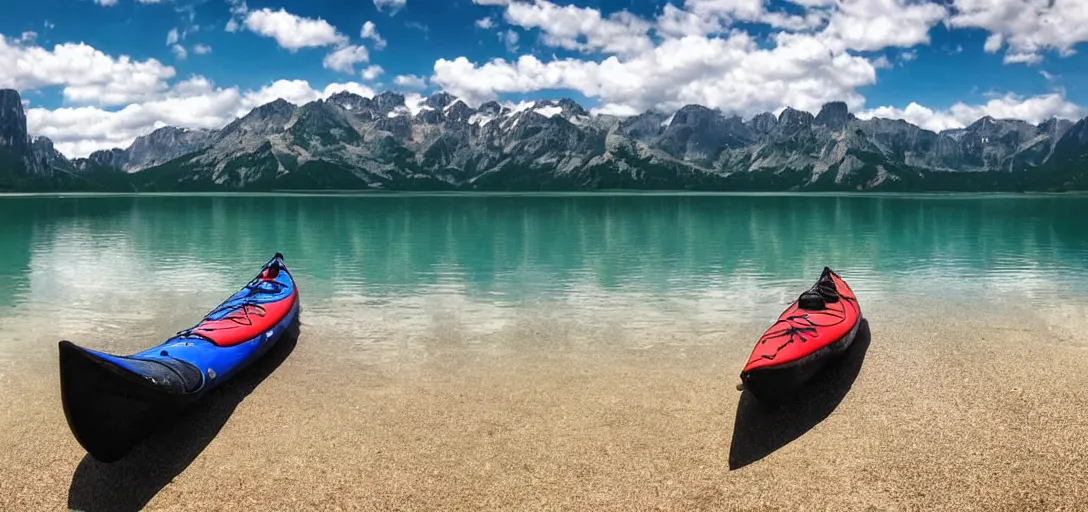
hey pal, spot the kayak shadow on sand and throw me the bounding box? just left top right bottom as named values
left=66, top=321, right=301, bottom=512
left=728, top=318, right=872, bottom=471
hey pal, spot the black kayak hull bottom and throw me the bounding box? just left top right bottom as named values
left=740, top=315, right=864, bottom=405
left=58, top=340, right=199, bottom=463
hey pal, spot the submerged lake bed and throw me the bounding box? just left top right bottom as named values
left=2, top=192, right=1087, bottom=510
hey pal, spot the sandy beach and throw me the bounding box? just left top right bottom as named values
left=2, top=296, right=1088, bottom=512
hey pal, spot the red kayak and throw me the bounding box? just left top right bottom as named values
left=739, top=267, right=863, bottom=403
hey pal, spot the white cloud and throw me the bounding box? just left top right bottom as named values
left=475, top=17, right=495, bottom=29
left=323, top=45, right=370, bottom=74
left=225, top=0, right=249, bottom=32
left=858, top=92, right=1087, bottom=132
left=501, top=29, right=519, bottom=52
left=431, top=0, right=986, bottom=122
left=502, top=0, right=654, bottom=57
left=171, top=44, right=187, bottom=60
left=361, top=64, right=384, bottom=81
left=374, top=0, right=406, bottom=15
left=434, top=30, right=878, bottom=117
left=166, top=28, right=179, bottom=46
left=243, top=8, right=348, bottom=51
left=394, top=74, right=428, bottom=90
left=0, top=34, right=176, bottom=107
left=682, top=0, right=828, bottom=31
left=26, top=77, right=377, bottom=158
left=360, top=21, right=387, bottom=50
left=17, top=31, right=37, bottom=44
left=655, top=4, right=725, bottom=38
left=819, top=0, right=948, bottom=53
left=949, top=0, right=1088, bottom=65
left=94, top=0, right=118, bottom=6
left=193, top=44, right=212, bottom=55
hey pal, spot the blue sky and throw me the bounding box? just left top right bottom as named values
left=2, top=0, right=1087, bottom=157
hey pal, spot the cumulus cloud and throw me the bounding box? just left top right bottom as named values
left=475, top=17, right=495, bottom=29
left=654, top=4, right=725, bottom=38
left=394, top=74, right=428, bottom=90
left=224, top=0, right=248, bottom=32
left=949, top=0, right=1088, bottom=65
left=193, top=44, right=212, bottom=55
left=0, top=34, right=176, bottom=106
left=361, top=65, right=384, bottom=81
left=360, top=21, right=387, bottom=50
left=323, top=45, right=370, bottom=74
left=819, top=0, right=948, bottom=52
left=242, top=8, right=348, bottom=51
left=858, top=92, right=1087, bottom=132
left=431, top=0, right=1029, bottom=123
left=502, top=0, right=654, bottom=57
left=434, top=30, right=878, bottom=117
left=94, top=0, right=118, bottom=6
left=682, top=0, right=828, bottom=32
left=26, top=77, right=377, bottom=158
left=374, top=0, right=406, bottom=15
left=501, top=29, right=519, bottom=52
left=171, top=44, right=187, bottom=60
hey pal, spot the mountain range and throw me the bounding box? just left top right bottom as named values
left=1, top=88, right=1086, bottom=193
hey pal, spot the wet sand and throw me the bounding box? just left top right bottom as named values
left=3, top=299, right=1088, bottom=511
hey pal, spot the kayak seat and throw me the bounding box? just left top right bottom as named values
left=798, top=274, right=840, bottom=310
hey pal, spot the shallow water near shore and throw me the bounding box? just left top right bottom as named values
left=2, top=193, right=1088, bottom=510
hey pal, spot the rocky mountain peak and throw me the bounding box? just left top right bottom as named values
left=424, top=92, right=455, bottom=110
left=557, top=98, right=588, bottom=117
left=256, top=98, right=295, bottom=116
left=444, top=100, right=475, bottom=123
left=327, top=91, right=374, bottom=112
left=373, top=91, right=406, bottom=115
left=1036, top=117, right=1073, bottom=137
left=778, top=107, right=815, bottom=133
left=814, top=101, right=851, bottom=131
left=748, top=112, right=779, bottom=134
left=477, top=101, right=502, bottom=116
left=0, top=89, right=30, bottom=155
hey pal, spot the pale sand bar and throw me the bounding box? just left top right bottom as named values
left=2, top=299, right=1088, bottom=511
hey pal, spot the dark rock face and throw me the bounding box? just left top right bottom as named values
left=814, top=101, right=852, bottom=131
left=0, top=89, right=74, bottom=177
left=0, top=89, right=30, bottom=157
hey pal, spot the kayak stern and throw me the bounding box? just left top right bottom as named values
left=58, top=340, right=203, bottom=462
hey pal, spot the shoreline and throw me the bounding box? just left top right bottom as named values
left=2, top=300, right=1088, bottom=510
left=3, top=190, right=1088, bottom=199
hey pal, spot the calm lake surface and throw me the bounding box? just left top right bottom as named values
left=2, top=192, right=1087, bottom=362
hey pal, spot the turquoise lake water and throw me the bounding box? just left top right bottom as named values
left=1, top=193, right=1086, bottom=360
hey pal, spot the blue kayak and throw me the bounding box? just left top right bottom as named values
left=58, top=252, right=301, bottom=462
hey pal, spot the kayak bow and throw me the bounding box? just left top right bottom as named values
left=58, top=252, right=300, bottom=462
left=739, top=266, right=862, bottom=403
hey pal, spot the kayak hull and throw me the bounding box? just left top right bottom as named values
left=740, top=313, right=861, bottom=404
left=740, top=267, right=863, bottom=404
left=58, top=253, right=300, bottom=463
